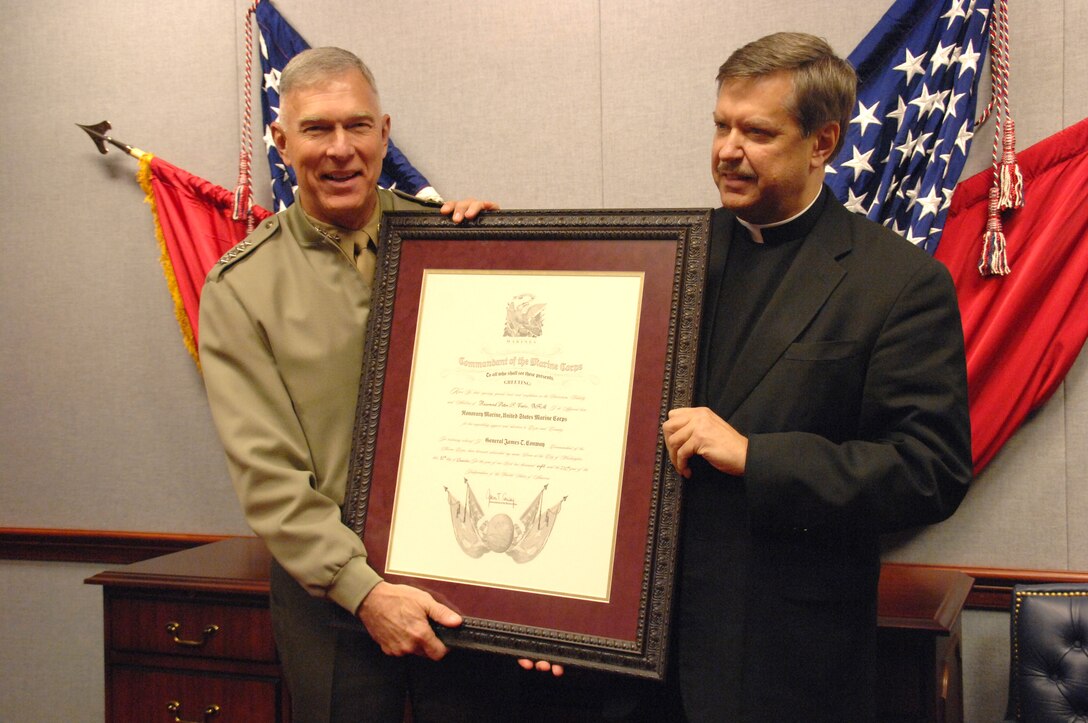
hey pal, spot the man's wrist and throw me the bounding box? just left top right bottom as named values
left=330, top=556, right=383, bottom=615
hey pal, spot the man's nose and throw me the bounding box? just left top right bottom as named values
left=326, top=127, right=353, bottom=158
left=717, top=132, right=743, bottom=160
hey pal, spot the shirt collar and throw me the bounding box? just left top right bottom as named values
left=301, top=201, right=382, bottom=257
left=736, top=186, right=827, bottom=245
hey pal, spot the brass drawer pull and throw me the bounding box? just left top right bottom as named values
left=165, top=621, right=220, bottom=647
left=166, top=700, right=220, bottom=722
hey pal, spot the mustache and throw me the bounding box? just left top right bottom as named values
left=717, top=163, right=753, bottom=177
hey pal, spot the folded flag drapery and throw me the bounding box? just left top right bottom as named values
left=935, top=118, right=1088, bottom=473
left=138, top=154, right=272, bottom=367
left=823, top=0, right=1085, bottom=474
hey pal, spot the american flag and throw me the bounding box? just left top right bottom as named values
left=253, top=0, right=439, bottom=212
left=826, top=0, right=993, bottom=255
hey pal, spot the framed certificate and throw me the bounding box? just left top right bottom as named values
left=343, top=209, right=708, bottom=679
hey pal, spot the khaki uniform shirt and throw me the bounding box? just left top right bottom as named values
left=199, top=188, right=437, bottom=614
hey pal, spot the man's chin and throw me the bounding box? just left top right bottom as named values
left=309, top=200, right=373, bottom=230
left=718, top=191, right=752, bottom=212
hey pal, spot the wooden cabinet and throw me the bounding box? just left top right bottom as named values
left=88, top=539, right=968, bottom=723
left=877, top=564, right=973, bottom=723
left=86, top=537, right=290, bottom=723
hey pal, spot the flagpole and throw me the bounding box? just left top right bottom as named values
left=76, top=121, right=148, bottom=159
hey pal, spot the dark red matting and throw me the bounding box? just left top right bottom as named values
left=363, top=236, right=677, bottom=643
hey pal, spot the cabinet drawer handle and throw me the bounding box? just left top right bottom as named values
left=164, top=621, right=220, bottom=647
left=166, top=700, right=220, bottom=722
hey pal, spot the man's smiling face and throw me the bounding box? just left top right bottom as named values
left=272, top=69, right=390, bottom=229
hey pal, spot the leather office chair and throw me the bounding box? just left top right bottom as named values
left=1004, top=583, right=1088, bottom=722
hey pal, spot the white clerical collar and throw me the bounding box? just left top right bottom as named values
left=736, top=191, right=822, bottom=244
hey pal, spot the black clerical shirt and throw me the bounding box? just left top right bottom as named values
left=701, top=187, right=830, bottom=404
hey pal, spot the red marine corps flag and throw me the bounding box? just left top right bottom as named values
left=935, top=118, right=1088, bottom=473
left=137, top=155, right=273, bottom=366
left=77, top=121, right=274, bottom=369
left=825, top=0, right=1088, bottom=472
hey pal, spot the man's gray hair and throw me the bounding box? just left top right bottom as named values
left=279, top=46, right=380, bottom=99
left=717, top=32, right=856, bottom=160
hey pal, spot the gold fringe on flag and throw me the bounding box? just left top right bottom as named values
left=137, top=153, right=202, bottom=371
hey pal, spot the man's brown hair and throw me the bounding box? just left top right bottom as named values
left=717, top=32, right=856, bottom=160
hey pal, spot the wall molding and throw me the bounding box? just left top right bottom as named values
left=4, top=528, right=1087, bottom=610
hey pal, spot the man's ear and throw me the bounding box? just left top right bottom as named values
left=380, top=114, right=390, bottom=160
left=271, top=121, right=291, bottom=166
left=811, top=121, right=840, bottom=167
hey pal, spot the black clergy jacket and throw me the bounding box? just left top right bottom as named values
left=674, top=189, right=972, bottom=722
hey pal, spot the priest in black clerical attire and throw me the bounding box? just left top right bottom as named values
left=661, top=32, right=972, bottom=722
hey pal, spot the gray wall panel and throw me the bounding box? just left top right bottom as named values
left=0, top=0, right=249, bottom=535
left=1064, top=350, right=1088, bottom=570
left=0, top=561, right=105, bottom=722
left=962, top=609, right=1012, bottom=723
left=1066, top=0, right=1088, bottom=124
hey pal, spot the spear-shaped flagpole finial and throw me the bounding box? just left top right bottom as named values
left=76, top=121, right=147, bottom=159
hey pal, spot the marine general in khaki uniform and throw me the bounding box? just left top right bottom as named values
left=199, top=47, right=515, bottom=723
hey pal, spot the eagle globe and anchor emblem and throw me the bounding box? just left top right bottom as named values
left=444, top=479, right=566, bottom=563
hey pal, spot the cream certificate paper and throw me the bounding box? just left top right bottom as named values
left=385, top=270, right=644, bottom=602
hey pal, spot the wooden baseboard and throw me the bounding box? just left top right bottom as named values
left=4, top=528, right=1087, bottom=610
left=0, top=528, right=233, bottom=565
